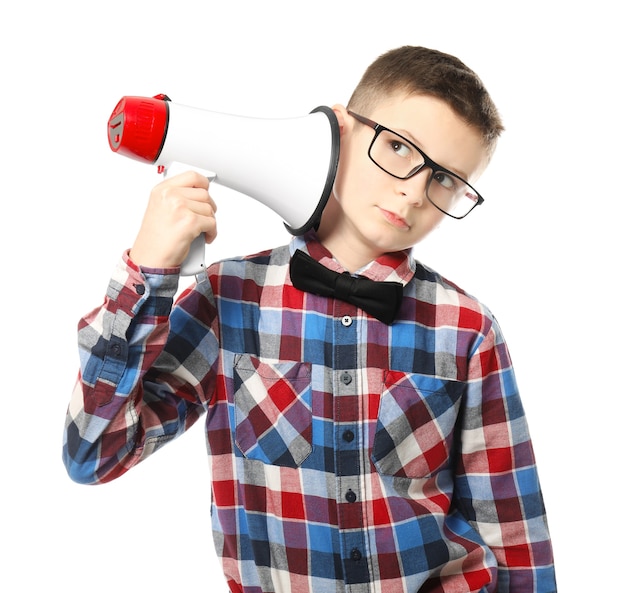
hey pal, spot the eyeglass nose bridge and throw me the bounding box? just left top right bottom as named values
left=404, top=161, right=430, bottom=180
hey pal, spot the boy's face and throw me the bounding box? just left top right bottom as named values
left=318, top=92, right=490, bottom=269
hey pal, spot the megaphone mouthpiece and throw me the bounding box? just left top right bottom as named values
left=107, top=94, right=171, bottom=164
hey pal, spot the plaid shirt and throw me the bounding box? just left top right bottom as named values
left=63, top=231, right=556, bottom=593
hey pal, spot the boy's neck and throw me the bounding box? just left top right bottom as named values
left=316, top=214, right=385, bottom=274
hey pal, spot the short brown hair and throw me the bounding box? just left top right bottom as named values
left=348, top=46, right=504, bottom=156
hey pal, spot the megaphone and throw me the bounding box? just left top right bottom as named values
left=107, top=94, right=340, bottom=275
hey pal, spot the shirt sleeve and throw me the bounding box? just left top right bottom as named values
left=454, top=315, right=557, bottom=592
left=62, top=252, right=218, bottom=485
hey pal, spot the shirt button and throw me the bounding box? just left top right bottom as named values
left=133, top=283, right=146, bottom=295
left=350, top=548, right=362, bottom=561
left=340, top=372, right=352, bottom=385
left=341, top=315, right=353, bottom=327
left=342, top=430, right=354, bottom=442
left=345, top=489, right=357, bottom=503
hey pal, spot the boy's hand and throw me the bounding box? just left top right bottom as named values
left=129, top=170, right=217, bottom=269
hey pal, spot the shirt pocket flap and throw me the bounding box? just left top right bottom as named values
left=234, top=354, right=313, bottom=467
left=372, top=371, right=464, bottom=478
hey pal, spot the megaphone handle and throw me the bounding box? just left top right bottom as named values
left=180, top=233, right=206, bottom=276
left=160, top=166, right=210, bottom=277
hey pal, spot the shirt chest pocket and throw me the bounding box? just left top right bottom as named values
left=233, top=354, right=313, bottom=468
left=372, top=371, right=465, bottom=478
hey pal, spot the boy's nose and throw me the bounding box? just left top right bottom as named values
left=398, top=169, right=430, bottom=206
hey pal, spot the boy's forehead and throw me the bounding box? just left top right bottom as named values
left=367, top=92, right=471, bottom=139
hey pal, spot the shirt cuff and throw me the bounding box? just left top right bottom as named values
left=104, top=251, right=181, bottom=315
left=123, top=249, right=182, bottom=277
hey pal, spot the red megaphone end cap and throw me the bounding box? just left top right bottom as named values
left=107, top=95, right=169, bottom=163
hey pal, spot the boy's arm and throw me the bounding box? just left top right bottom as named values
left=455, top=318, right=557, bottom=592
left=63, top=171, right=219, bottom=484
left=62, top=253, right=214, bottom=485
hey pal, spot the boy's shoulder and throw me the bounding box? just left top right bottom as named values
left=415, top=258, right=473, bottom=297
left=209, top=242, right=290, bottom=268
left=206, top=242, right=291, bottom=285
left=412, top=258, right=497, bottom=328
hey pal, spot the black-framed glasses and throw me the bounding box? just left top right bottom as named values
left=348, top=111, right=484, bottom=219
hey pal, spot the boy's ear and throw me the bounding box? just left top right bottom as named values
left=331, top=104, right=352, bottom=134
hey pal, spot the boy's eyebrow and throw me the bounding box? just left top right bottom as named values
left=395, top=127, right=421, bottom=147
left=396, top=126, right=470, bottom=179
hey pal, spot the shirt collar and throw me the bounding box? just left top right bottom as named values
left=289, top=231, right=415, bottom=286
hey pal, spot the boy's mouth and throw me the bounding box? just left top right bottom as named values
left=378, top=207, right=410, bottom=230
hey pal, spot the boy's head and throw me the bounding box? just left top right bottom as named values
left=347, top=46, right=503, bottom=158
left=318, top=46, right=501, bottom=271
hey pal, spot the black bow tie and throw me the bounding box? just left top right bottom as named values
left=289, top=249, right=403, bottom=324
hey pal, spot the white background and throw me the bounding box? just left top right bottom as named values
left=1, top=1, right=623, bottom=591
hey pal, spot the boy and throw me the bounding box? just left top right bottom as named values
left=63, top=46, right=557, bottom=592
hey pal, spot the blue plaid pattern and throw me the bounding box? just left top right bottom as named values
left=63, top=231, right=556, bottom=592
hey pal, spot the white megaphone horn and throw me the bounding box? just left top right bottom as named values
left=107, top=94, right=340, bottom=275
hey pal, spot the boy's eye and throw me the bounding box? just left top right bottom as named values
left=433, top=171, right=457, bottom=190
left=390, top=139, right=412, bottom=158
